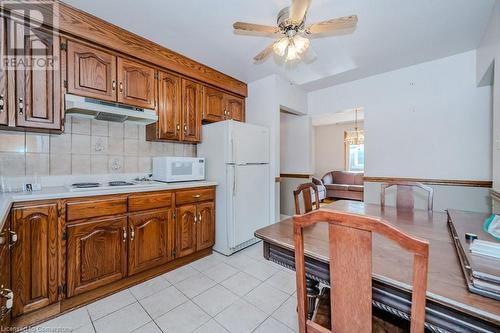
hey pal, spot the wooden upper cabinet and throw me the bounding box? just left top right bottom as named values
left=203, top=86, right=225, bottom=123
left=117, top=57, right=156, bottom=109
left=10, top=20, right=61, bottom=130
left=181, top=79, right=202, bottom=143
left=225, top=94, right=245, bottom=122
left=196, top=202, right=215, bottom=251
left=67, top=40, right=117, bottom=102
left=176, top=204, right=197, bottom=258
left=66, top=216, right=127, bottom=297
left=11, top=203, right=58, bottom=317
left=0, top=17, right=7, bottom=126
left=157, top=71, right=181, bottom=140
left=128, top=210, right=174, bottom=275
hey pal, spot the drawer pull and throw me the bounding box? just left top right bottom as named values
left=193, top=194, right=201, bottom=199
left=122, top=227, right=127, bottom=242
left=130, top=226, right=135, bottom=241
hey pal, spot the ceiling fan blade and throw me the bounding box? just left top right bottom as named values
left=305, top=15, right=358, bottom=35
left=233, top=22, right=281, bottom=36
left=253, top=42, right=276, bottom=64
left=289, top=0, right=311, bottom=23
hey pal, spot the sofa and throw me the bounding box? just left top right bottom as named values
left=311, top=177, right=327, bottom=202
left=321, top=171, right=364, bottom=201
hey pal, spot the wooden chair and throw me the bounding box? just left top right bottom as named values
left=294, top=209, right=429, bottom=333
left=381, top=182, right=434, bottom=211
left=294, top=183, right=320, bottom=215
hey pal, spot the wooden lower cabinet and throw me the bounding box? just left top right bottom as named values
left=128, top=209, right=175, bottom=275
left=66, top=216, right=128, bottom=297
left=0, top=221, right=11, bottom=328
left=197, top=202, right=215, bottom=250
left=7, top=187, right=215, bottom=327
left=176, top=204, right=198, bottom=258
left=177, top=200, right=215, bottom=258
left=11, top=203, right=58, bottom=317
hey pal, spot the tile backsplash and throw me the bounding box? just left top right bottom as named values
left=0, top=116, right=196, bottom=177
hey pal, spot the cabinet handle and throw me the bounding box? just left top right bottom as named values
left=0, top=286, right=13, bottom=320
left=119, top=82, right=123, bottom=93
left=184, top=124, right=187, bottom=133
left=18, top=98, right=23, bottom=115
left=176, top=124, right=180, bottom=132
left=192, top=194, right=201, bottom=198
left=130, top=226, right=135, bottom=241
left=0, top=95, right=4, bottom=111
left=8, top=231, right=17, bottom=249
left=193, top=214, right=197, bottom=224
left=112, top=81, right=116, bottom=91
left=198, top=213, right=202, bottom=224
left=122, top=227, right=127, bottom=242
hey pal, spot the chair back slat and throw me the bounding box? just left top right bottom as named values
left=329, top=224, right=372, bottom=333
left=293, top=209, right=429, bottom=333
left=381, top=181, right=434, bottom=211
left=294, top=183, right=320, bottom=215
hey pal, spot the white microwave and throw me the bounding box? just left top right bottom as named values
left=152, top=157, right=205, bottom=182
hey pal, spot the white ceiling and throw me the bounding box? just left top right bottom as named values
left=64, top=0, right=495, bottom=91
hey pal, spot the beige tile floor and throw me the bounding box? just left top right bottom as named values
left=26, top=241, right=298, bottom=333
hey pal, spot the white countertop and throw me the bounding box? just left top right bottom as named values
left=0, top=180, right=217, bottom=230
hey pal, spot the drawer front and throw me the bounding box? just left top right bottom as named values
left=175, top=188, right=214, bottom=205
left=129, top=192, right=173, bottom=212
left=66, top=197, right=128, bottom=221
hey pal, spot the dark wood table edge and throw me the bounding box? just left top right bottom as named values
left=255, top=233, right=500, bottom=333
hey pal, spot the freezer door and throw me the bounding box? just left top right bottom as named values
left=227, top=164, right=270, bottom=249
left=228, top=122, right=269, bottom=164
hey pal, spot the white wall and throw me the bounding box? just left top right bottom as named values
left=477, top=1, right=500, bottom=193
left=246, top=75, right=280, bottom=223
left=308, top=51, right=492, bottom=212
left=314, top=122, right=364, bottom=178
left=276, top=75, right=308, bottom=114
left=309, top=51, right=492, bottom=180
left=280, top=112, right=313, bottom=174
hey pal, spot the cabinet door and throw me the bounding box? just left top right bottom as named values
left=181, top=79, right=202, bottom=143
left=157, top=71, right=181, bottom=140
left=176, top=205, right=197, bottom=258
left=66, top=216, right=127, bottom=297
left=0, top=220, right=11, bottom=327
left=11, top=203, right=58, bottom=317
left=196, top=201, right=215, bottom=251
left=128, top=210, right=174, bottom=275
left=117, top=57, right=156, bottom=109
left=203, top=86, right=224, bottom=123
left=225, top=95, right=245, bottom=122
left=67, top=40, right=117, bottom=102
left=0, top=17, right=7, bottom=126
left=11, top=20, right=61, bottom=130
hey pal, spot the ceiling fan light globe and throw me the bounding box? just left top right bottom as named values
left=273, top=37, right=289, bottom=57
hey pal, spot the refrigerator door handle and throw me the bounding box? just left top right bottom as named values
left=233, top=168, right=237, bottom=196
left=231, top=137, right=235, bottom=163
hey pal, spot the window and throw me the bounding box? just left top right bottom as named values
left=346, top=143, right=364, bottom=171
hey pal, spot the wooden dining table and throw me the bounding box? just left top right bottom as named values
left=254, top=200, right=500, bottom=333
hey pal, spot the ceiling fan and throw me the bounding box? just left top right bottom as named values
left=233, top=0, right=358, bottom=64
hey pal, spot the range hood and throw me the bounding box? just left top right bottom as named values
left=65, top=94, right=158, bottom=125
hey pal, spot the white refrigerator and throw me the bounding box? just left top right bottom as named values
left=197, top=120, right=270, bottom=255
